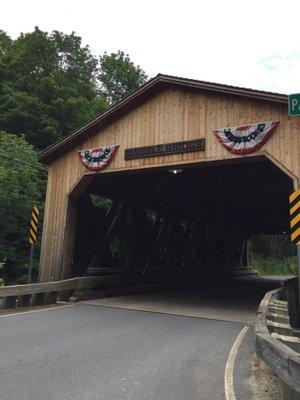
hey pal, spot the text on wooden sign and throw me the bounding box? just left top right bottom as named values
left=125, top=138, right=205, bottom=160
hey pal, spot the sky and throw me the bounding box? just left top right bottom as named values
left=1, top=0, right=300, bottom=94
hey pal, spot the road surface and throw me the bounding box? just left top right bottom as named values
left=0, top=277, right=287, bottom=400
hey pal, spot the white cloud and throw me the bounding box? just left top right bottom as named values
left=2, top=0, right=300, bottom=94
left=255, top=52, right=300, bottom=94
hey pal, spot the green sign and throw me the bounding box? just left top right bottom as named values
left=288, top=93, right=300, bottom=116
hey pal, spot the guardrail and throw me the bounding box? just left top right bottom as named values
left=285, top=277, right=300, bottom=331
left=255, top=286, right=300, bottom=399
left=0, top=266, right=258, bottom=310
left=0, top=275, right=140, bottom=310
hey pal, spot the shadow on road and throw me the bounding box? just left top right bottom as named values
left=81, top=275, right=292, bottom=324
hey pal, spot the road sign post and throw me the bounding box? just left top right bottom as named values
left=289, top=190, right=300, bottom=311
left=28, top=206, right=39, bottom=284
left=298, top=244, right=300, bottom=297
left=28, top=245, right=35, bottom=285
left=288, top=93, right=300, bottom=116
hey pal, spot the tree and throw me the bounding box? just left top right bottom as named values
left=0, top=29, right=148, bottom=151
left=99, top=50, right=148, bottom=104
left=0, top=131, right=44, bottom=282
left=0, top=27, right=107, bottom=150
left=0, top=28, right=149, bottom=283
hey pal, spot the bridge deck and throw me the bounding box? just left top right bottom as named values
left=81, top=277, right=289, bottom=324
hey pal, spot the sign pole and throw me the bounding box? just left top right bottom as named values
left=297, top=244, right=300, bottom=309
left=289, top=190, right=300, bottom=314
left=28, top=245, right=34, bottom=284
left=287, top=98, right=300, bottom=311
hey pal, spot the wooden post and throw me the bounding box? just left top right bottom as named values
left=60, top=197, right=78, bottom=281
left=44, top=291, right=58, bottom=305
left=125, top=199, right=133, bottom=270
left=1, top=296, right=17, bottom=309
left=17, top=294, right=31, bottom=307
left=31, top=293, right=45, bottom=306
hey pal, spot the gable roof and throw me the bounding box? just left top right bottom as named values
left=38, top=73, right=288, bottom=164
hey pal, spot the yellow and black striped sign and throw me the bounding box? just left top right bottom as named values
left=290, top=190, right=300, bottom=245
left=29, top=206, right=39, bottom=245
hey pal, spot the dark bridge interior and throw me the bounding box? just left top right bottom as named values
left=72, top=157, right=293, bottom=282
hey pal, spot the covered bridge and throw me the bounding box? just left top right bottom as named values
left=38, top=74, right=299, bottom=284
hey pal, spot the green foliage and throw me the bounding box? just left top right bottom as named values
left=0, top=27, right=107, bottom=150
left=250, top=234, right=295, bottom=260
left=0, top=258, right=6, bottom=286
left=110, top=237, right=122, bottom=260
left=90, top=194, right=112, bottom=210
left=0, top=131, right=44, bottom=282
left=146, top=209, right=157, bottom=222
left=252, top=256, right=297, bottom=276
left=0, top=29, right=148, bottom=151
left=99, top=50, right=148, bottom=104
left=249, top=234, right=297, bottom=276
left=0, top=27, right=148, bottom=283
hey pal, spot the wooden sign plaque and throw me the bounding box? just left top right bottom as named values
left=125, top=138, right=205, bottom=160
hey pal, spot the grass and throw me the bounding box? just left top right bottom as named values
left=252, top=256, right=298, bottom=276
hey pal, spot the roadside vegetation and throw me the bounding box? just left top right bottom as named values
left=249, top=235, right=297, bottom=276
left=0, top=27, right=147, bottom=284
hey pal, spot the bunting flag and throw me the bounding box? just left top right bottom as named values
left=213, top=121, right=279, bottom=155
left=78, top=145, right=119, bottom=171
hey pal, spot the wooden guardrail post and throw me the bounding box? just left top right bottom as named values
left=1, top=296, right=17, bottom=309
left=58, top=290, right=73, bottom=302
left=31, top=293, right=45, bottom=306
left=44, top=291, right=58, bottom=305
left=17, top=294, right=31, bottom=307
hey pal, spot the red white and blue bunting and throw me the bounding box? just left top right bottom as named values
left=78, top=145, right=119, bottom=171
left=213, top=121, right=279, bottom=155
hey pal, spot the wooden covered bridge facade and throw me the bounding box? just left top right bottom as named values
left=38, top=74, right=300, bottom=283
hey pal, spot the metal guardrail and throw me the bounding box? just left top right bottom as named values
left=255, top=286, right=300, bottom=396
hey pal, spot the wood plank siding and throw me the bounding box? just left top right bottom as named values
left=39, top=86, right=300, bottom=282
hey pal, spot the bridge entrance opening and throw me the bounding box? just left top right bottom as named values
left=36, top=76, right=299, bottom=322
left=70, top=156, right=293, bottom=291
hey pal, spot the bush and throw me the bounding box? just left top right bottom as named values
left=251, top=255, right=297, bottom=276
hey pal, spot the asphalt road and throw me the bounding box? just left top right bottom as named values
left=0, top=277, right=287, bottom=400
left=1, top=304, right=249, bottom=400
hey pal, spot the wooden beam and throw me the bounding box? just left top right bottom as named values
left=142, top=215, right=166, bottom=275
left=87, top=202, right=123, bottom=270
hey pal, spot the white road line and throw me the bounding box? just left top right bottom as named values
left=224, top=325, right=249, bottom=400
left=0, top=304, right=73, bottom=318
